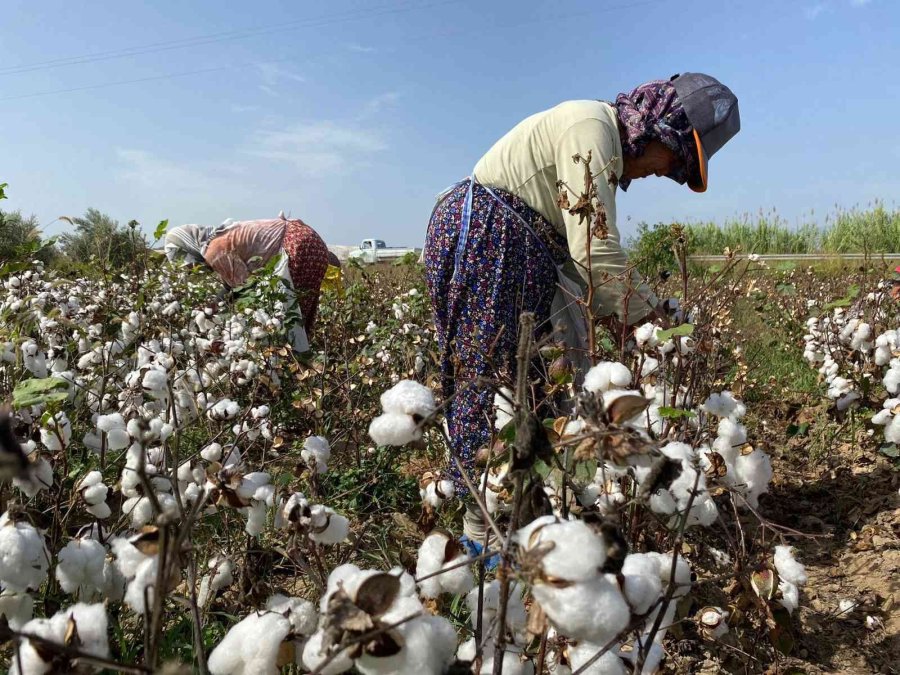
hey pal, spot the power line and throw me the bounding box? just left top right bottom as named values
left=0, top=0, right=666, bottom=102
left=0, top=0, right=466, bottom=77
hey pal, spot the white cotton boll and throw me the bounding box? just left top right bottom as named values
left=567, top=642, right=628, bottom=675
left=11, top=603, right=109, bottom=675
left=421, top=479, right=455, bottom=508
left=199, top=556, right=236, bottom=606
left=621, top=553, right=663, bottom=615
left=86, top=500, right=112, bottom=519
left=827, top=376, right=854, bottom=400
left=40, top=411, right=71, bottom=452
left=355, top=614, right=458, bottom=675
left=634, top=322, right=660, bottom=349
left=0, top=512, right=50, bottom=591
left=308, top=505, right=349, bottom=544
left=96, top=412, right=125, bottom=433
left=583, top=361, right=632, bottom=394
left=884, top=364, right=900, bottom=395
left=243, top=502, right=269, bottom=537
left=640, top=357, right=660, bottom=377
left=700, top=391, right=746, bottom=419
left=494, top=387, right=515, bottom=430
left=885, top=415, right=900, bottom=444
left=122, top=496, right=156, bottom=528
left=369, top=412, right=421, bottom=446
left=732, top=449, right=773, bottom=508
left=56, top=538, right=107, bottom=598
left=13, top=455, right=53, bottom=498
left=105, top=427, right=131, bottom=451
left=252, top=405, right=270, bottom=419
left=142, top=368, right=169, bottom=398
left=645, top=552, right=692, bottom=599
left=416, top=531, right=474, bottom=599
left=379, top=379, right=436, bottom=418
left=207, top=610, right=292, bottom=675
left=779, top=580, right=799, bottom=614
left=0, top=590, right=33, bottom=629
left=266, top=594, right=319, bottom=636
left=124, top=556, right=159, bottom=614
left=774, top=545, right=807, bottom=586
left=201, top=442, right=224, bottom=463
left=301, top=436, right=331, bottom=474
left=302, top=629, right=354, bottom=674
left=520, top=520, right=606, bottom=582
left=532, top=575, right=630, bottom=644
left=713, top=417, right=747, bottom=463
left=466, top=580, right=527, bottom=638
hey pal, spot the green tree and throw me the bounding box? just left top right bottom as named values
left=0, top=210, right=56, bottom=265
left=59, top=208, right=148, bottom=271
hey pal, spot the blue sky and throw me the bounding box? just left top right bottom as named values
left=1, top=0, right=897, bottom=247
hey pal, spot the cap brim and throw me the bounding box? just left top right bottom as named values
left=688, top=128, right=708, bottom=193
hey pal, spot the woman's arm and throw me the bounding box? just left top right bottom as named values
left=555, top=118, right=657, bottom=325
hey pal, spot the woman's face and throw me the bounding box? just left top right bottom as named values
left=621, top=140, right=682, bottom=182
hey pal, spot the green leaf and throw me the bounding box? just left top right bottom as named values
left=13, top=377, right=69, bottom=408
left=0, top=183, right=7, bottom=200
left=658, top=406, right=696, bottom=420
left=498, top=420, right=516, bottom=445
left=879, top=443, right=899, bottom=458
left=572, top=459, right=597, bottom=483
left=786, top=422, right=810, bottom=438
left=823, top=284, right=860, bottom=310
left=656, top=323, right=694, bottom=341
left=154, top=219, right=170, bottom=241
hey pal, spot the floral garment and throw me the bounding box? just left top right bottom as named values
left=283, top=220, right=329, bottom=331
left=424, top=180, right=568, bottom=495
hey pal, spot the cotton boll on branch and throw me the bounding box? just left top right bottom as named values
left=369, top=412, right=421, bottom=446
left=301, top=435, right=331, bottom=474
left=531, top=574, right=630, bottom=644
left=56, top=537, right=107, bottom=598
left=583, top=361, right=632, bottom=394
left=10, top=603, right=110, bottom=675
left=0, top=511, right=50, bottom=592
left=416, top=530, right=474, bottom=598
left=379, top=379, right=436, bottom=418
left=207, top=610, right=292, bottom=675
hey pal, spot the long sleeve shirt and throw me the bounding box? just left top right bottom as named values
left=472, top=100, right=657, bottom=324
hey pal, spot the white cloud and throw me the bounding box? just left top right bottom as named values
left=116, top=149, right=219, bottom=193
left=256, top=62, right=306, bottom=95
left=346, top=43, right=377, bottom=54
left=805, top=2, right=829, bottom=18
left=245, top=121, right=388, bottom=175
left=358, top=92, right=400, bottom=119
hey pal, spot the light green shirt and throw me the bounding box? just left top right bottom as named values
left=473, top=100, right=656, bottom=324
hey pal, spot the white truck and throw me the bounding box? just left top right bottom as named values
left=348, top=239, right=421, bottom=264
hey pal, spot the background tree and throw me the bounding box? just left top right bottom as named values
left=58, top=207, right=149, bottom=271
left=0, top=209, right=56, bottom=265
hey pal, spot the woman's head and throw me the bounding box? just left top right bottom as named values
left=615, top=74, right=739, bottom=192
left=164, top=224, right=217, bottom=267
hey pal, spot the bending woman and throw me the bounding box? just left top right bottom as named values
left=165, top=215, right=330, bottom=346
left=423, top=73, right=741, bottom=512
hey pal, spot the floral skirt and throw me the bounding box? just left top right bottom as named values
left=284, top=220, right=329, bottom=330
left=423, top=181, right=568, bottom=494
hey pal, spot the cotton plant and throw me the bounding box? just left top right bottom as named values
left=198, top=554, right=236, bottom=606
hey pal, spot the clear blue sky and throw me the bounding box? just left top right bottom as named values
left=2, top=0, right=898, bottom=247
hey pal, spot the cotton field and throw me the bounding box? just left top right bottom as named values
left=0, top=255, right=895, bottom=674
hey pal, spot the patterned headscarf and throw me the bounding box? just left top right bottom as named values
left=614, top=79, right=698, bottom=191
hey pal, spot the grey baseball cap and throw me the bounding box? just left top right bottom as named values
left=672, top=72, right=740, bottom=192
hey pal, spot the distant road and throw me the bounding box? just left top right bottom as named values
left=689, top=253, right=900, bottom=262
